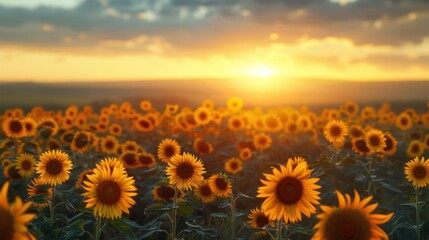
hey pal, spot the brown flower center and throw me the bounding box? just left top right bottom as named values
left=400, top=118, right=408, bottom=126
left=411, top=144, right=420, bottom=153
left=232, top=119, right=241, bottom=128
left=138, top=119, right=151, bottom=129
left=258, top=137, right=267, bottom=145
left=256, top=214, right=270, bottom=227
left=9, top=120, right=23, bottom=133
left=122, top=153, right=137, bottom=166
left=276, top=177, right=303, bottom=205
left=413, top=166, right=427, bottom=179
left=383, top=137, right=393, bottom=151
left=354, top=139, right=370, bottom=154
left=97, top=180, right=121, bottom=205
left=25, top=122, right=33, bottom=132
left=351, top=128, right=363, bottom=138
left=138, top=155, right=154, bottom=165
left=157, top=186, right=175, bottom=201
left=215, top=177, right=228, bottom=191
left=369, top=135, right=380, bottom=147
left=330, top=126, right=342, bottom=137
left=0, top=207, right=14, bottom=240
left=46, top=159, right=63, bottom=175
left=21, top=160, right=32, bottom=171
left=229, top=161, right=238, bottom=170
left=176, top=163, right=194, bottom=179
left=196, top=141, right=211, bottom=154
left=74, top=133, right=88, bottom=149
left=199, top=112, right=208, bottom=121
left=105, top=140, right=114, bottom=149
left=200, top=185, right=212, bottom=197
left=323, top=209, right=371, bottom=240
left=164, top=145, right=176, bottom=158
left=48, top=141, right=60, bottom=150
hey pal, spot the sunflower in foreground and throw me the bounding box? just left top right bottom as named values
left=404, top=157, right=429, bottom=188
left=166, top=153, right=205, bottom=191
left=36, top=150, right=73, bottom=185
left=82, top=164, right=137, bottom=219
left=15, top=153, right=36, bottom=178
left=323, top=120, right=348, bottom=144
left=247, top=208, right=274, bottom=235
left=157, top=138, right=181, bottom=163
left=0, top=181, right=36, bottom=240
left=312, top=190, right=393, bottom=240
left=257, top=161, right=321, bottom=223
left=194, top=180, right=217, bottom=203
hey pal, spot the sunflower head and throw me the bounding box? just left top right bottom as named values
left=27, top=177, right=52, bottom=208
left=323, top=120, right=348, bottom=144
left=36, top=150, right=73, bottom=185
left=15, top=153, right=36, bottom=178
left=2, top=118, right=26, bottom=139
left=239, top=148, right=252, bottom=161
left=137, top=153, right=156, bottom=168
left=227, top=97, right=244, bottom=112
left=166, top=153, right=206, bottom=191
left=247, top=208, right=274, bottom=235
left=352, top=138, right=371, bottom=156
left=208, top=174, right=232, bottom=198
left=193, top=138, right=213, bottom=155
left=82, top=164, right=137, bottom=219
left=0, top=181, right=36, bottom=239
left=253, top=133, right=272, bottom=151
left=153, top=184, right=178, bottom=202
left=194, top=180, right=216, bottom=203
left=364, top=129, right=386, bottom=153
left=407, top=140, right=425, bottom=158
left=157, top=138, right=181, bottom=163
left=257, top=161, right=321, bottom=223
left=225, top=158, right=243, bottom=175
left=313, top=190, right=393, bottom=240
left=405, top=157, right=429, bottom=188
left=382, top=132, right=398, bottom=155
left=194, top=107, right=212, bottom=125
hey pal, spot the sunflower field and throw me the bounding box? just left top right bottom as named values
left=1, top=98, right=429, bottom=240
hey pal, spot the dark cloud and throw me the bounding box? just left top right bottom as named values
left=0, top=0, right=428, bottom=52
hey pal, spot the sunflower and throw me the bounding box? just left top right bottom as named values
left=109, top=123, right=123, bottom=136
left=17, top=141, right=41, bottom=155
left=323, top=120, right=348, bottom=144
left=360, top=106, right=377, bottom=121
left=365, top=129, right=386, bottom=153
left=3, top=165, right=22, bottom=181
left=27, top=177, right=52, bottom=208
left=47, top=139, right=61, bottom=151
left=264, top=115, right=283, bottom=132
left=257, top=161, right=321, bottom=223
left=0, top=181, right=36, bottom=240
left=140, top=100, right=152, bottom=111
left=239, top=147, right=252, bottom=161
left=404, top=157, right=429, bottom=188
left=60, top=130, right=75, bottom=145
left=227, top=97, right=244, bottom=112
left=225, top=158, right=243, bottom=175
left=348, top=124, right=364, bottom=139
left=153, top=185, right=177, bottom=202
left=424, top=134, right=429, bottom=150
left=36, top=150, right=73, bottom=185
left=352, top=138, right=371, bottom=156
left=22, top=118, right=37, bottom=138
left=121, top=140, right=140, bottom=153
left=135, top=115, right=155, bottom=132
left=2, top=118, right=26, bottom=139
left=342, top=100, right=359, bottom=117
left=1, top=159, right=12, bottom=168
left=166, top=153, right=205, bottom=191
left=137, top=153, right=156, bottom=168
left=164, top=104, right=179, bottom=116
left=253, top=133, right=272, bottom=151
left=100, top=136, right=119, bottom=155
left=157, top=138, right=181, bottom=163
left=193, top=138, right=213, bottom=155
left=228, top=115, right=245, bottom=131
left=247, top=208, right=274, bottom=235
left=96, top=157, right=126, bottom=174
left=15, top=153, right=36, bottom=178
left=194, top=107, right=212, bottom=125
left=382, top=132, right=397, bottom=155
left=407, top=140, right=425, bottom=158
left=297, top=115, right=313, bottom=132
left=119, top=151, right=141, bottom=169
left=284, top=122, right=299, bottom=134
left=82, top=164, right=137, bottom=219
left=208, top=174, right=232, bottom=198
left=75, top=168, right=95, bottom=188
left=396, top=113, right=413, bottom=131
left=37, top=118, right=59, bottom=138
left=71, top=131, right=90, bottom=153
left=65, top=105, right=79, bottom=119
left=312, top=190, right=393, bottom=240
left=194, top=180, right=216, bottom=203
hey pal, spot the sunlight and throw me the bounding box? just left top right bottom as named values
left=247, top=64, right=279, bottom=78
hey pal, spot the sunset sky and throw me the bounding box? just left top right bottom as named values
left=0, top=0, right=429, bottom=82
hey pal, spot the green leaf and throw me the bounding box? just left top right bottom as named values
left=110, top=219, right=137, bottom=240
left=177, top=201, right=193, bottom=217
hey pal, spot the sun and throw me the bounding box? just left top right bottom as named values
left=248, top=64, right=279, bottom=78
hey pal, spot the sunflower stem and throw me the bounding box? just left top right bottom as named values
left=367, top=159, right=373, bottom=196
left=94, top=215, right=102, bottom=240
left=171, top=185, right=178, bottom=240
left=416, top=187, right=420, bottom=240
left=230, top=191, right=236, bottom=238
left=49, top=185, right=56, bottom=227
left=276, top=220, right=283, bottom=240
